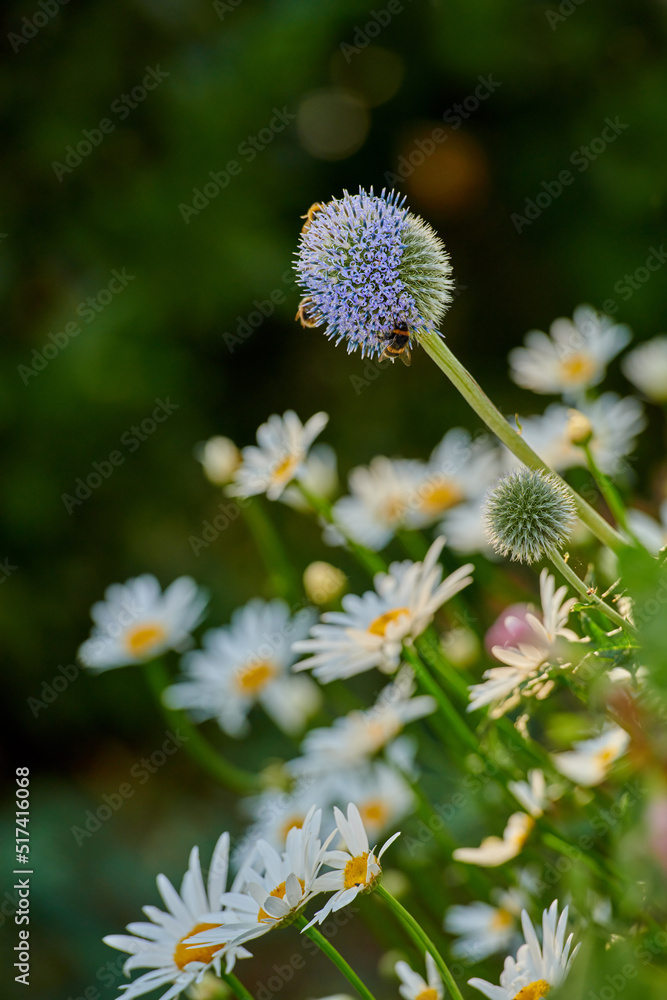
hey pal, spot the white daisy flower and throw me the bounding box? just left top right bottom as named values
left=191, top=806, right=331, bottom=950
left=622, top=334, right=667, bottom=402
left=328, top=456, right=425, bottom=551
left=395, top=952, right=444, bottom=1000
left=165, top=600, right=321, bottom=738
left=627, top=501, right=667, bottom=554
left=445, top=888, right=527, bottom=963
left=228, top=410, right=329, bottom=501
left=511, top=394, right=645, bottom=477
left=305, top=803, right=400, bottom=926
left=467, top=571, right=578, bottom=716
left=195, top=436, right=241, bottom=485
left=289, top=667, right=435, bottom=775
left=469, top=900, right=580, bottom=1000
left=416, top=429, right=499, bottom=529
left=551, top=725, right=630, bottom=787
left=509, top=304, right=631, bottom=399
left=453, top=812, right=535, bottom=867
left=79, top=575, right=208, bottom=672
left=281, top=443, right=338, bottom=510
left=293, top=538, right=474, bottom=682
left=507, top=769, right=559, bottom=819
left=103, top=833, right=251, bottom=1000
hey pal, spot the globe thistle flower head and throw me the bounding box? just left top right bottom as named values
left=294, top=188, right=454, bottom=359
left=483, top=468, right=576, bottom=564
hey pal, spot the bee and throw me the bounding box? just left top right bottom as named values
left=379, top=321, right=412, bottom=366
left=300, top=202, right=324, bottom=234
left=295, top=296, right=321, bottom=328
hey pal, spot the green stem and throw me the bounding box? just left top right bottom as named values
left=420, top=329, right=626, bottom=554
left=221, top=970, right=255, bottom=1000
left=581, top=442, right=646, bottom=551
left=375, top=884, right=464, bottom=1000
left=145, top=660, right=262, bottom=794
left=296, top=915, right=378, bottom=1000
left=403, top=645, right=479, bottom=754
left=396, top=528, right=430, bottom=561
left=296, top=481, right=387, bottom=575
left=242, top=497, right=300, bottom=603
left=547, top=548, right=636, bottom=635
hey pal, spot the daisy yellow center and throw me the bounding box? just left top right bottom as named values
left=257, top=878, right=305, bottom=922
left=124, top=622, right=167, bottom=658
left=594, top=747, right=616, bottom=769
left=235, top=660, right=277, bottom=695
left=366, top=719, right=393, bottom=749
left=420, top=480, right=463, bottom=513
left=359, top=799, right=389, bottom=828
left=382, top=496, right=407, bottom=523
left=490, top=907, right=514, bottom=931
left=415, top=990, right=439, bottom=1000
left=368, top=608, right=410, bottom=637
left=173, top=922, right=222, bottom=970
left=560, top=352, right=596, bottom=383
left=280, top=814, right=305, bottom=842
left=513, top=981, right=551, bottom=1000
left=272, top=453, right=299, bottom=483
left=343, top=852, right=370, bottom=889
left=514, top=816, right=535, bottom=848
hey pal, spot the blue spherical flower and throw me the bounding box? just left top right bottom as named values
left=294, top=188, right=454, bottom=359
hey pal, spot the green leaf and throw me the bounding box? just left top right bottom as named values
left=618, top=544, right=667, bottom=688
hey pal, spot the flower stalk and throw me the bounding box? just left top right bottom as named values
left=221, top=971, right=256, bottom=1000
left=145, top=660, right=262, bottom=794
left=242, top=497, right=301, bottom=603
left=375, top=884, right=465, bottom=1000
left=295, top=915, right=379, bottom=1000
left=419, top=328, right=626, bottom=554
left=547, top=548, right=635, bottom=635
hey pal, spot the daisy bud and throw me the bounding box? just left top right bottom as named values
left=186, top=972, right=229, bottom=1000
left=440, top=627, right=480, bottom=667
left=380, top=869, right=410, bottom=899
left=303, top=560, right=347, bottom=605
left=294, top=187, right=454, bottom=358
left=483, top=468, right=576, bottom=564
left=566, top=409, right=593, bottom=447
left=195, top=436, right=241, bottom=485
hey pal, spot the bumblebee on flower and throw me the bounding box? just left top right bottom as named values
left=294, top=187, right=454, bottom=360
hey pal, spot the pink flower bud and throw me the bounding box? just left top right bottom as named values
left=485, top=603, right=536, bottom=656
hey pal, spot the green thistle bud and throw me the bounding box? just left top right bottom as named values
left=483, top=468, right=576, bottom=564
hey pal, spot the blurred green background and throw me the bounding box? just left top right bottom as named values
left=2, top=0, right=667, bottom=996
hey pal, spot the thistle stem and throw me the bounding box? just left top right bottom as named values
left=296, top=915, right=378, bottom=1000
left=221, top=971, right=255, bottom=1000
left=375, top=884, right=464, bottom=1000
left=420, top=329, right=626, bottom=554
left=547, top=548, right=636, bottom=635
left=144, top=660, right=262, bottom=794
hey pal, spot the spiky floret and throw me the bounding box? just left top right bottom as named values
left=483, top=468, right=576, bottom=564
left=293, top=188, right=454, bottom=359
